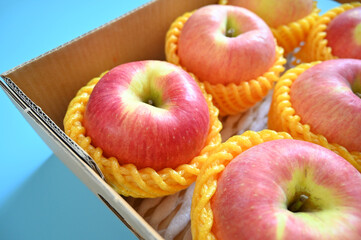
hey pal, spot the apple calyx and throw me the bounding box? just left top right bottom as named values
left=288, top=193, right=309, bottom=212
left=225, top=16, right=241, bottom=37
left=128, top=68, right=170, bottom=109
left=139, top=84, right=164, bottom=108
left=352, top=76, right=361, bottom=98
left=146, top=99, right=155, bottom=106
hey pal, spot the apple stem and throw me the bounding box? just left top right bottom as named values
left=352, top=77, right=361, bottom=98
left=288, top=194, right=309, bottom=212
left=226, top=28, right=236, bottom=37
left=147, top=99, right=155, bottom=106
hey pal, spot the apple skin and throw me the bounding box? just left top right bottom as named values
left=226, top=0, right=313, bottom=28
left=83, top=60, right=210, bottom=171
left=325, top=7, right=361, bottom=59
left=211, top=139, right=361, bottom=240
left=290, top=59, right=361, bottom=152
left=177, top=4, right=276, bottom=85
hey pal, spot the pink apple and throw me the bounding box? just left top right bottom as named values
left=83, top=60, right=210, bottom=171
left=225, top=0, right=314, bottom=28
left=325, top=6, right=361, bottom=59
left=290, top=59, right=361, bottom=152
left=177, top=4, right=276, bottom=85
left=211, top=139, right=361, bottom=240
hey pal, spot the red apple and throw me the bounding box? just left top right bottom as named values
left=211, top=139, right=361, bottom=240
left=225, top=0, right=314, bottom=28
left=325, top=6, right=361, bottom=59
left=290, top=59, right=361, bottom=152
left=83, top=60, right=210, bottom=171
left=177, top=4, right=276, bottom=85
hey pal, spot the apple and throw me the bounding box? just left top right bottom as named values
left=325, top=6, right=361, bottom=59
left=289, top=59, right=361, bottom=152
left=211, top=139, right=361, bottom=240
left=225, top=0, right=314, bottom=28
left=83, top=60, right=210, bottom=171
left=177, top=4, right=276, bottom=85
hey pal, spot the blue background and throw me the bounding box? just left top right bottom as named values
left=0, top=0, right=340, bottom=239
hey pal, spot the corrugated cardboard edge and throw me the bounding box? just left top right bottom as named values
left=0, top=76, right=104, bottom=178
left=0, top=75, right=162, bottom=238
left=0, top=78, right=163, bottom=240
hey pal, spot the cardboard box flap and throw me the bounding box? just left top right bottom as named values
left=1, top=0, right=216, bottom=130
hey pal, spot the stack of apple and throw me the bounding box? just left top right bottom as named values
left=62, top=0, right=361, bottom=239
left=188, top=1, right=361, bottom=239
left=167, top=2, right=361, bottom=240
left=191, top=58, right=361, bottom=239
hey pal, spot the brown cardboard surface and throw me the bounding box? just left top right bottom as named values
left=2, top=0, right=217, bottom=129
left=0, top=0, right=217, bottom=239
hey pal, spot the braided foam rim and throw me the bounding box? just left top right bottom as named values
left=165, top=10, right=286, bottom=116
left=190, top=129, right=292, bottom=240
left=268, top=61, right=361, bottom=171
left=63, top=70, right=222, bottom=198
left=294, top=2, right=361, bottom=64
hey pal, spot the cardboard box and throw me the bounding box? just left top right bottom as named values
left=0, top=0, right=217, bottom=239
left=1, top=0, right=354, bottom=239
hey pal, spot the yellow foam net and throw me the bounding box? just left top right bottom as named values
left=63, top=71, right=223, bottom=198
left=268, top=62, right=361, bottom=172
left=190, top=130, right=292, bottom=240
left=219, top=0, right=321, bottom=56
left=294, top=2, right=361, bottom=64
left=165, top=11, right=286, bottom=116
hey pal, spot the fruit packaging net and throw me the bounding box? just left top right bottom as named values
left=123, top=50, right=302, bottom=239
left=125, top=84, right=276, bottom=240
left=122, top=6, right=317, bottom=238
